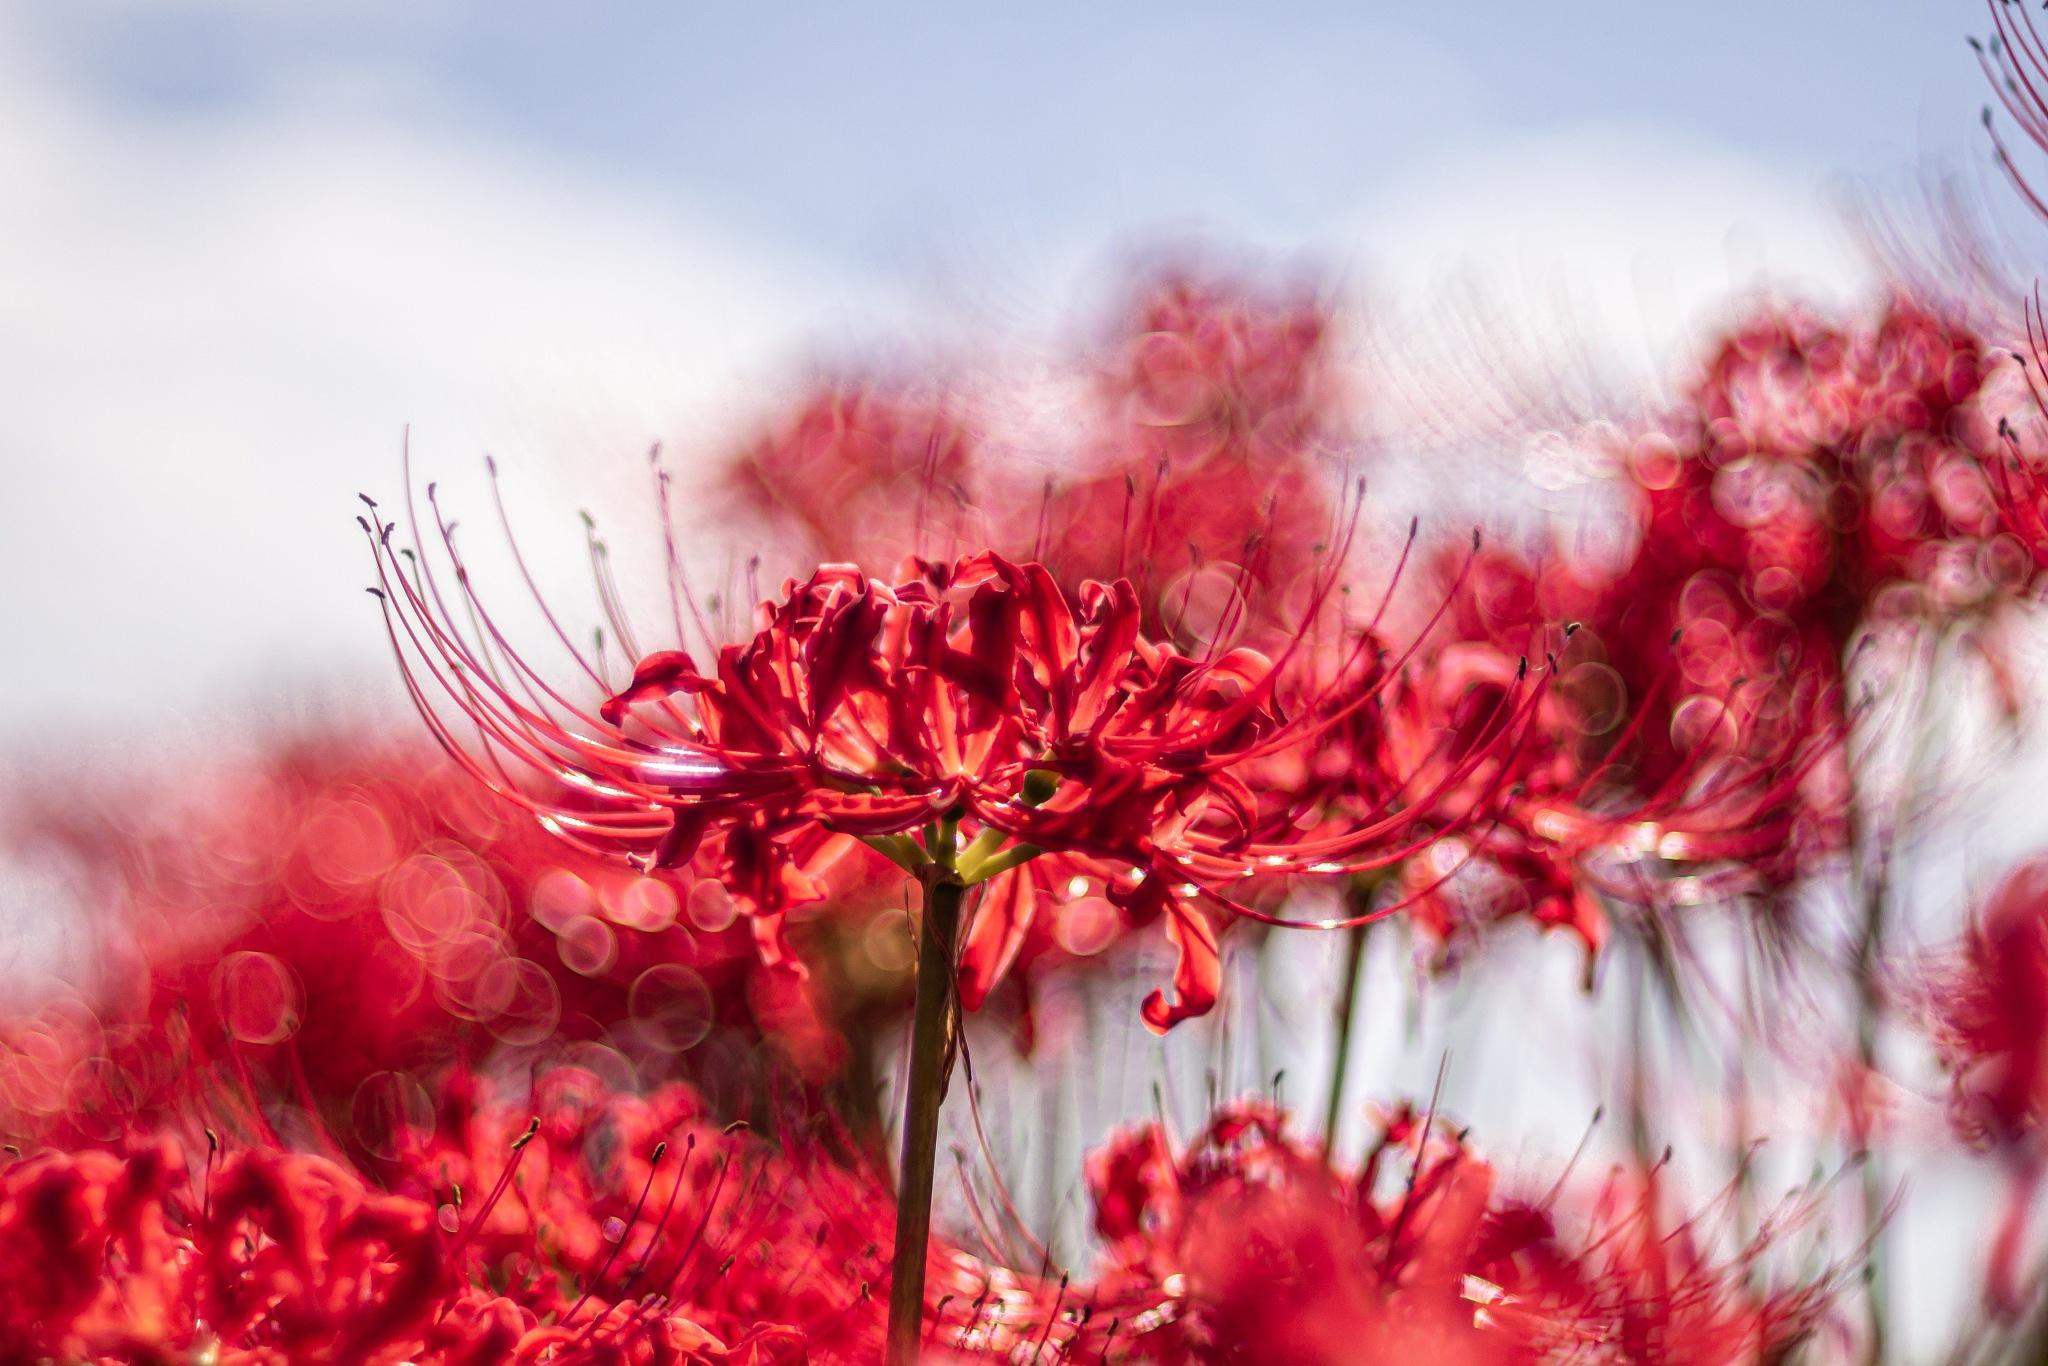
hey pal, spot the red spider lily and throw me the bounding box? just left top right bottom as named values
left=364, top=472, right=1541, bottom=1362
left=1375, top=297, right=2031, bottom=959
left=1024, top=266, right=1350, bottom=645
left=714, top=268, right=1350, bottom=652
left=1671, top=298, right=2011, bottom=619
left=0, top=1137, right=454, bottom=1364
left=1927, top=856, right=2048, bottom=1313
left=366, top=511, right=1527, bottom=1033
left=1934, top=857, right=2048, bottom=1151
left=1092, top=266, right=1337, bottom=473
left=925, top=1099, right=1833, bottom=1364
left=0, top=733, right=880, bottom=1149
left=1310, top=579, right=1615, bottom=964
left=369, top=1066, right=897, bottom=1362
left=721, top=382, right=986, bottom=578
left=1423, top=539, right=1847, bottom=911
left=0, top=1075, right=874, bottom=1364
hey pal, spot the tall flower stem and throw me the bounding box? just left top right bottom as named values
left=1846, top=630, right=1937, bottom=1366
left=1321, top=890, right=1372, bottom=1158
left=885, top=872, right=966, bottom=1366
left=1847, top=791, right=1891, bottom=1366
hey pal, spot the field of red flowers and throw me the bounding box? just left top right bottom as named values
left=18, top=8, right=2048, bottom=1364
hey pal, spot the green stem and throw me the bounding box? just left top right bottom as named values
left=959, top=841, right=1040, bottom=885
left=1321, top=904, right=1371, bottom=1159
left=884, top=874, right=966, bottom=1366
left=1848, top=791, right=1891, bottom=1366
left=953, top=826, right=1004, bottom=875
left=863, top=834, right=925, bottom=874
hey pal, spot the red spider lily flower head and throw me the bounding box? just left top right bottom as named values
left=1377, top=602, right=1609, bottom=962
left=1413, top=534, right=1849, bottom=923
left=1595, top=296, right=2032, bottom=884
left=1923, top=854, right=2048, bottom=1315
left=1237, top=644, right=1596, bottom=967
left=1930, top=856, right=2048, bottom=1155
left=1028, top=264, right=1351, bottom=645
left=0, top=1075, right=890, bottom=1364
left=1526, top=1157, right=1840, bottom=1365
left=927, top=1098, right=1833, bottom=1364
left=720, top=380, right=986, bottom=579
left=367, top=472, right=1525, bottom=1034
left=1097, top=264, right=1336, bottom=466
left=362, top=1065, right=898, bottom=1362
left=1671, top=297, right=2014, bottom=620
left=1393, top=297, right=2022, bottom=939
left=0, top=734, right=863, bottom=1147
left=0, top=1138, right=453, bottom=1364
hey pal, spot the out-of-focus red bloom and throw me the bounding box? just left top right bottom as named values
left=1927, top=856, right=2048, bottom=1314
left=369, top=510, right=1523, bottom=1031
left=0, top=1137, right=455, bottom=1364
left=1426, top=539, right=1846, bottom=912
left=1384, top=298, right=2033, bottom=957
left=1027, top=268, right=1349, bottom=645
left=0, top=734, right=877, bottom=1147
left=722, top=383, right=985, bottom=578
left=1932, top=857, right=2048, bottom=1152
left=928, top=1100, right=1830, bottom=1364
left=1665, top=299, right=2010, bottom=621
left=374, top=1066, right=895, bottom=1362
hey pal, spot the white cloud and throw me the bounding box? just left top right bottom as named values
left=1346, top=122, right=1874, bottom=415
left=0, top=13, right=892, bottom=746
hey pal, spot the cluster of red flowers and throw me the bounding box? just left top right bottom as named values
left=1387, top=298, right=2043, bottom=964
left=931, top=1099, right=1831, bottom=1364
left=0, top=1067, right=883, bottom=1363
left=368, top=472, right=1536, bottom=1032
left=722, top=269, right=1346, bottom=645
left=0, top=736, right=867, bottom=1149
left=0, top=1057, right=1832, bottom=1364
left=22, top=237, right=2048, bottom=1362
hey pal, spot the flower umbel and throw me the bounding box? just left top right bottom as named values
left=365, top=518, right=1524, bottom=1033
